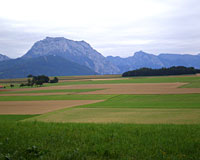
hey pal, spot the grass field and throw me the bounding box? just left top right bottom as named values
left=42, top=75, right=200, bottom=87
left=0, top=115, right=39, bottom=122
left=0, top=74, right=200, bottom=159
left=0, top=122, right=200, bottom=160
left=23, top=93, right=200, bottom=123
left=79, top=94, right=200, bottom=109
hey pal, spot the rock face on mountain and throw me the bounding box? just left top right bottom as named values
left=107, top=51, right=200, bottom=73
left=0, top=54, right=10, bottom=62
left=0, top=55, right=97, bottom=79
left=23, top=37, right=120, bottom=74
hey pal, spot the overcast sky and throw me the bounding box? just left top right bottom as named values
left=0, top=0, right=200, bottom=58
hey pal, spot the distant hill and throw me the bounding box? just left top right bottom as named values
left=106, top=51, right=200, bottom=73
left=22, top=37, right=120, bottom=74
left=0, top=55, right=97, bottom=79
left=0, top=54, right=10, bottom=62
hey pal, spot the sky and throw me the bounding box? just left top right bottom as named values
left=0, top=0, right=200, bottom=58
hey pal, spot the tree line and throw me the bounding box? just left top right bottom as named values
left=20, top=75, right=59, bottom=87
left=122, top=66, right=200, bottom=77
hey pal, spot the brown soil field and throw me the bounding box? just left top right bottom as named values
left=2, top=83, right=200, bottom=95
left=25, top=83, right=200, bottom=94
left=0, top=100, right=102, bottom=114
left=76, top=83, right=200, bottom=94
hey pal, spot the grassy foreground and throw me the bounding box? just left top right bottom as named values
left=0, top=122, right=200, bottom=160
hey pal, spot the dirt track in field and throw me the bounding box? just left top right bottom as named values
left=0, top=100, right=103, bottom=114
left=2, top=83, right=200, bottom=95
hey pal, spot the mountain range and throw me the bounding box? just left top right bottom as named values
left=107, top=51, right=200, bottom=73
left=0, top=37, right=200, bottom=79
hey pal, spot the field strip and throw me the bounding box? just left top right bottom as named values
left=76, top=83, right=200, bottom=94
left=2, top=82, right=200, bottom=95
left=25, top=108, right=200, bottom=124
left=0, top=88, right=104, bottom=94
left=0, top=92, right=74, bottom=96
left=0, top=100, right=103, bottom=114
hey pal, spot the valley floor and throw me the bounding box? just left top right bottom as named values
left=0, top=74, right=200, bottom=159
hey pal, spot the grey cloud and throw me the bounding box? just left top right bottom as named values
left=0, top=0, right=200, bottom=58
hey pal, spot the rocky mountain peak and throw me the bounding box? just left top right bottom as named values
left=133, top=51, right=153, bottom=58
left=22, top=37, right=120, bottom=74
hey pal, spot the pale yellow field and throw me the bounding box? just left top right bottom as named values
left=25, top=108, right=200, bottom=124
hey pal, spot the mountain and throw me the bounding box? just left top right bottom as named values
left=1, top=37, right=200, bottom=79
left=158, top=54, right=200, bottom=68
left=0, top=54, right=10, bottom=62
left=0, top=55, right=97, bottom=79
left=23, top=37, right=120, bottom=74
left=107, top=51, right=200, bottom=73
left=107, top=51, right=165, bottom=73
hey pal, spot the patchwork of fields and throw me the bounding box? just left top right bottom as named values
left=0, top=74, right=200, bottom=159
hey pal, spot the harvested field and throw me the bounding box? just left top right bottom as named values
left=76, top=83, right=200, bottom=94
left=0, top=100, right=102, bottom=114
left=26, top=108, right=200, bottom=124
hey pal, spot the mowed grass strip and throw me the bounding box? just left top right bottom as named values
left=0, top=122, right=200, bottom=160
left=0, top=89, right=103, bottom=94
left=79, top=94, right=200, bottom=109
left=26, top=108, right=200, bottom=124
left=181, top=81, right=200, bottom=88
left=0, top=94, right=115, bottom=101
left=0, top=115, right=39, bottom=122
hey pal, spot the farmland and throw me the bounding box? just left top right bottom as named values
left=0, top=74, right=200, bottom=159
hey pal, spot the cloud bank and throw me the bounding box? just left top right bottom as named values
left=0, top=0, right=200, bottom=58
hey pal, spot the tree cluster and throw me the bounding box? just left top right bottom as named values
left=20, top=75, right=59, bottom=87
left=122, top=66, right=200, bottom=77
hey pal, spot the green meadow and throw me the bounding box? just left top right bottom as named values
left=79, top=94, right=200, bottom=109
left=43, top=75, right=200, bottom=87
